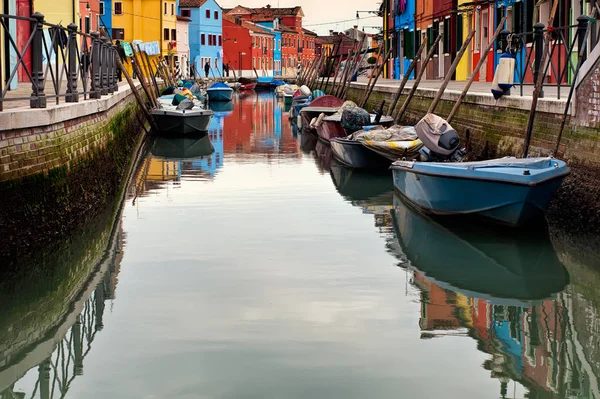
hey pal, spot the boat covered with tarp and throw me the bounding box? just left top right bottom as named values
left=391, top=114, right=570, bottom=226
left=207, top=82, right=234, bottom=101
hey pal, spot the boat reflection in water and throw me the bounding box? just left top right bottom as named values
left=149, top=135, right=215, bottom=160
left=391, top=194, right=569, bottom=304
left=387, top=194, right=595, bottom=398
left=330, top=163, right=393, bottom=204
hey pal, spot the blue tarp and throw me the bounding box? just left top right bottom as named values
left=209, top=82, right=230, bottom=89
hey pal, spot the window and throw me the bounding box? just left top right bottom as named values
left=171, top=29, right=176, bottom=41
left=214, top=11, right=218, bottom=19
left=164, top=28, right=169, bottom=40
left=114, top=2, right=122, bottom=15
left=181, top=9, right=190, bottom=17
left=99, top=1, right=105, bottom=15
left=208, top=35, right=212, bottom=45
left=171, top=3, right=174, bottom=15
left=112, top=28, right=124, bottom=39
left=443, top=18, right=450, bottom=54
left=164, top=2, right=167, bottom=15
left=206, top=9, right=210, bottom=18
left=85, top=16, right=90, bottom=33
left=218, top=35, right=222, bottom=46
left=201, top=33, right=205, bottom=45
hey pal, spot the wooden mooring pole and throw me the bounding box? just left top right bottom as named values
left=361, top=47, right=393, bottom=108
left=523, top=0, right=558, bottom=158
left=395, top=32, right=443, bottom=123
left=447, top=17, right=507, bottom=123
left=427, top=29, right=476, bottom=115
left=387, top=38, right=427, bottom=115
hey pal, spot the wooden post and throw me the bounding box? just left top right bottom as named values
left=135, top=46, right=158, bottom=99
left=308, top=55, right=324, bottom=89
left=553, top=17, right=589, bottom=156
left=336, top=49, right=355, bottom=98
left=131, top=46, right=158, bottom=108
left=427, top=29, right=476, bottom=114
left=329, top=51, right=345, bottom=97
left=143, top=51, right=161, bottom=97
left=360, top=45, right=382, bottom=104
left=343, top=38, right=369, bottom=99
left=447, top=18, right=507, bottom=123
left=117, top=53, right=159, bottom=131
left=338, top=36, right=365, bottom=98
left=395, top=32, right=443, bottom=123
left=300, top=57, right=316, bottom=85
left=360, top=47, right=393, bottom=108
left=388, top=38, right=427, bottom=115
left=323, top=37, right=342, bottom=92
left=523, top=0, right=558, bottom=157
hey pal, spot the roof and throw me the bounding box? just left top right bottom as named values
left=179, top=0, right=207, bottom=7
left=315, top=34, right=356, bottom=45
left=279, top=25, right=298, bottom=34
left=176, top=15, right=191, bottom=22
left=225, top=5, right=304, bottom=18
left=241, top=20, right=275, bottom=36
left=302, top=28, right=317, bottom=37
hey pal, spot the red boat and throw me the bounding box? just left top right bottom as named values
left=299, top=96, right=344, bottom=135
left=240, top=82, right=257, bottom=90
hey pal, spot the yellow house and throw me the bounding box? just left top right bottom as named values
left=111, top=0, right=176, bottom=55
left=34, top=0, right=77, bottom=26
left=455, top=0, right=472, bottom=81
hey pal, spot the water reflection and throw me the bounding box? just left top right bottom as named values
left=4, top=92, right=600, bottom=399
left=0, top=221, right=124, bottom=399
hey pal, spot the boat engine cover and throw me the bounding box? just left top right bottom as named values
left=415, top=113, right=460, bottom=156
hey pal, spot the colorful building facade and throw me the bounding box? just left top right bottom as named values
left=180, top=0, right=223, bottom=77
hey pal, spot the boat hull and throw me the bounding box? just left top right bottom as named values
left=151, top=109, right=214, bottom=135
left=316, top=119, right=347, bottom=143
left=330, top=138, right=390, bottom=169
left=240, top=83, right=257, bottom=90
left=207, top=88, right=233, bottom=101
left=391, top=160, right=569, bottom=226
left=150, top=135, right=214, bottom=159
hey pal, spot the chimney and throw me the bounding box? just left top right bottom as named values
left=353, top=25, right=358, bottom=29
left=329, top=29, right=333, bottom=35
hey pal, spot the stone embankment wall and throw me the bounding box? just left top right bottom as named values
left=0, top=85, right=147, bottom=263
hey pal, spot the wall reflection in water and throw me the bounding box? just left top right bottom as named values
left=0, top=224, right=124, bottom=399
left=330, top=164, right=599, bottom=399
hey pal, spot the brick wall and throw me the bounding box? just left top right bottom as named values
left=0, top=100, right=133, bottom=182
left=575, top=53, right=600, bottom=129
left=342, top=85, right=600, bottom=167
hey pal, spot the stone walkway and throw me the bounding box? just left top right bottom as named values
left=350, top=77, right=570, bottom=101
left=1, top=75, right=571, bottom=114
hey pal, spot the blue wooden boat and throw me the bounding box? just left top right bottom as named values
left=206, top=82, right=233, bottom=102
left=256, top=76, right=274, bottom=89
left=391, top=157, right=570, bottom=226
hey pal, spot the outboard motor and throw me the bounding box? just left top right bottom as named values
left=415, top=113, right=466, bottom=162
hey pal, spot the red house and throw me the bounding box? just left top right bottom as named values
left=222, top=15, right=274, bottom=77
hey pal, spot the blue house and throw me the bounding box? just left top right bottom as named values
left=256, top=19, right=282, bottom=76
left=394, top=0, right=415, bottom=80
left=99, top=0, right=112, bottom=38
left=180, top=0, right=223, bottom=78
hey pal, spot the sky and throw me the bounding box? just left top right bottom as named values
left=218, top=0, right=383, bottom=36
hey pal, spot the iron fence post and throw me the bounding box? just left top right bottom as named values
left=577, top=15, right=589, bottom=65
left=112, top=46, right=119, bottom=92
left=106, top=44, right=114, bottom=94
left=533, top=23, right=545, bottom=98
left=66, top=23, right=79, bottom=102
left=101, top=37, right=109, bottom=95
left=90, top=31, right=101, bottom=99
left=30, top=12, right=47, bottom=108
left=497, top=29, right=510, bottom=54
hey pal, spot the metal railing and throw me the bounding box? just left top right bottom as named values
left=0, top=12, right=120, bottom=111
left=497, top=15, right=591, bottom=99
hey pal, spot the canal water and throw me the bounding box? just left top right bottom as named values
left=2, top=92, right=600, bottom=398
